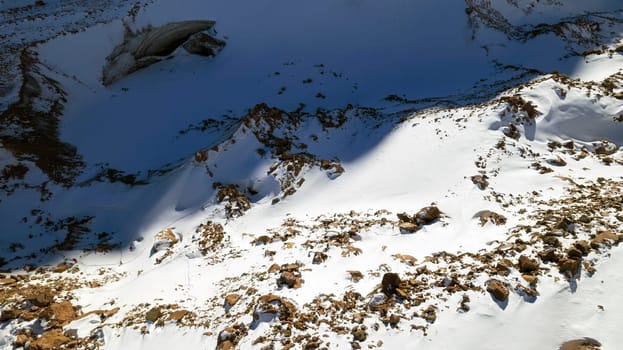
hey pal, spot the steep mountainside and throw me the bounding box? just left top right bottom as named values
left=1, top=1, right=623, bottom=349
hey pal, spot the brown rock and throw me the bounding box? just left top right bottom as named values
left=591, top=231, right=619, bottom=248
left=555, top=217, right=574, bottom=232
left=351, top=325, right=367, bottom=342
left=518, top=255, right=539, bottom=273
left=277, top=271, right=303, bottom=289
left=50, top=301, right=76, bottom=324
left=477, top=210, right=507, bottom=226
left=522, top=274, right=538, bottom=285
left=566, top=247, right=584, bottom=259
left=543, top=235, right=561, bottom=247
left=396, top=212, right=413, bottom=223
left=559, top=337, right=601, bottom=350
left=486, top=279, right=509, bottom=302
left=225, top=294, right=241, bottom=307
left=395, top=288, right=408, bottom=299
left=559, top=258, right=581, bottom=277
left=0, top=309, right=21, bottom=321
left=415, top=206, right=441, bottom=225
left=347, top=270, right=363, bottom=282
left=268, top=263, right=280, bottom=273
left=52, top=262, right=72, bottom=273
left=387, top=314, right=400, bottom=326
left=471, top=175, right=489, bottom=190
left=14, top=334, right=31, bottom=347
left=0, top=278, right=16, bottom=286
left=29, top=329, right=71, bottom=350
left=312, top=251, right=327, bottom=264
left=398, top=221, right=419, bottom=233
left=145, top=306, right=162, bottom=322
left=381, top=273, right=401, bottom=295
left=30, top=290, right=54, bottom=307
left=538, top=248, right=560, bottom=263
left=168, top=310, right=190, bottom=321
left=421, top=305, right=437, bottom=323
left=573, top=240, right=591, bottom=255
left=458, top=294, right=470, bottom=312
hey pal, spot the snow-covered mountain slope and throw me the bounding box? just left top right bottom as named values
left=1, top=1, right=623, bottom=350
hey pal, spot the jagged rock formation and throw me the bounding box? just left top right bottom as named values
left=102, top=20, right=225, bottom=85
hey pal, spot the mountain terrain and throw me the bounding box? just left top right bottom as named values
left=1, top=1, right=623, bottom=349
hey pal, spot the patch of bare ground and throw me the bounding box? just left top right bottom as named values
left=240, top=103, right=349, bottom=202
left=0, top=263, right=124, bottom=349
left=0, top=49, right=84, bottom=189
left=214, top=183, right=252, bottom=218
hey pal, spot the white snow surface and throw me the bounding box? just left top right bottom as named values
left=1, top=1, right=623, bottom=350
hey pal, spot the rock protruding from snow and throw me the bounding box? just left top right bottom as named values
left=152, top=228, right=179, bottom=253
left=397, top=206, right=442, bottom=233
left=103, top=20, right=225, bottom=85
left=559, top=337, right=601, bottom=350
left=486, top=279, right=509, bottom=302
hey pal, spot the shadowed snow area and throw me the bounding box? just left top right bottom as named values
left=1, top=1, right=623, bottom=350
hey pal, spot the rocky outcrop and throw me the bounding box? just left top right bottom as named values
left=103, top=20, right=225, bottom=85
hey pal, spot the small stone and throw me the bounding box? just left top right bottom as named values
left=477, top=210, right=507, bottom=226
left=50, top=301, right=76, bottom=324
left=225, top=294, right=241, bottom=307
left=347, top=270, right=363, bottom=282
left=591, top=231, right=619, bottom=248
left=381, top=273, right=401, bottom=295
left=395, top=288, right=408, bottom=299
left=30, top=290, right=54, bottom=307
left=145, top=307, right=162, bottom=322
left=168, top=310, right=190, bottom=321
left=566, top=247, right=583, bottom=259
left=351, top=325, right=367, bottom=342
left=522, top=274, right=538, bottom=285
left=573, top=240, right=591, bottom=255
left=0, top=278, right=16, bottom=286
left=398, top=221, right=419, bottom=233
left=542, top=235, right=561, bottom=247
left=538, top=248, right=560, bottom=263
left=388, top=314, right=400, bottom=326
left=267, top=263, right=280, bottom=273
left=0, top=309, right=21, bottom=321
left=486, top=279, right=509, bottom=302
left=458, top=294, right=470, bottom=312
left=471, top=175, right=489, bottom=190
left=558, top=258, right=581, bottom=278
left=312, top=251, right=327, bottom=264
left=277, top=271, right=302, bottom=289
left=554, top=217, right=574, bottom=232
left=421, top=305, right=437, bottom=323
left=518, top=255, right=539, bottom=273
left=14, top=334, right=31, bottom=347
left=29, top=329, right=71, bottom=350
left=52, top=262, right=71, bottom=273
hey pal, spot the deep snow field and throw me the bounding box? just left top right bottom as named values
left=1, top=1, right=623, bottom=349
